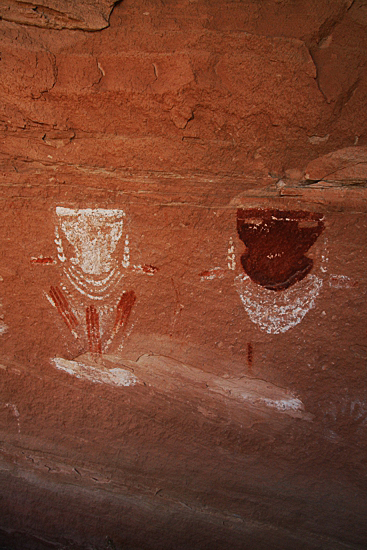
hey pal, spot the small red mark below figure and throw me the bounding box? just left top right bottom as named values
left=49, top=286, right=78, bottom=332
left=86, top=305, right=102, bottom=354
left=112, top=290, right=137, bottom=337
left=142, top=264, right=159, bottom=275
left=247, top=342, right=253, bottom=373
left=31, top=256, right=56, bottom=265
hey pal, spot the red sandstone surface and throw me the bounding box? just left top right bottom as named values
left=0, top=1, right=367, bottom=549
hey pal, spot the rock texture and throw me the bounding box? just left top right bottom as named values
left=0, top=1, right=367, bottom=549
left=0, top=0, right=118, bottom=30
left=305, top=146, right=367, bottom=182
left=0, top=0, right=366, bottom=179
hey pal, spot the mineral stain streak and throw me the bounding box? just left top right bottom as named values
left=237, top=208, right=325, bottom=291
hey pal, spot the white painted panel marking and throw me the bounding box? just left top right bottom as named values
left=52, top=357, right=137, bottom=387
left=56, top=207, right=126, bottom=275
left=235, top=273, right=323, bottom=334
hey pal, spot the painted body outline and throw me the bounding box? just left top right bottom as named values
left=33, top=206, right=157, bottom=356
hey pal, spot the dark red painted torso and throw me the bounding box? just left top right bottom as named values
left=237, top=209, right=325, bottom=291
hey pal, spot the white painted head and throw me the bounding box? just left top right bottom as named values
left=56, top=207, right=126, bottom=275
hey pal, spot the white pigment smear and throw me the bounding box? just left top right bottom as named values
left=235, top=273, right=323, bottom=334
left=52, top=357, right=137, bottom=387
left=56, top=207, right=125, bottom=275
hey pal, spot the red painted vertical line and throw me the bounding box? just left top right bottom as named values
left=49, top=286, right=78, bottom=331
left=54, top=286, right=78, bottom=328
left=112, top=290, right=136, bottom=336
left=86, top=305, right=102, bottom=354
left=247, top=342, right=253, bottom=374
left=92, top=306, right=102, bottom=354
left=86, top=305, right=92, bottom=350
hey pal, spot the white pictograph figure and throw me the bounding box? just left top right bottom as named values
left=55, top=207, right=130, bottom=301
left=37, top=207, right=147, bottom=356
left=32, top=206, right=158, bottom=357
left=29, top=206, right=158, bottom=384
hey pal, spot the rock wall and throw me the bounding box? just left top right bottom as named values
left=0, top=1, right=367, bottom=549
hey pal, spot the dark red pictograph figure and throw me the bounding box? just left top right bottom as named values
left=112, top=290, right=137, bottom=337
left=86, top=305, right=102, bottom=354
left=48, top=285, right=79, bottom=333
left=237, top=209, right=325, bottom=291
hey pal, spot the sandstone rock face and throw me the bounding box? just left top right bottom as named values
left=0, top=0, right=118, bottom=30
left=0, top=1, right=367, bottom=549
left=305, top=146, right=367, bottom=181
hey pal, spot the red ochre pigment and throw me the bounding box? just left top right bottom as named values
left=86, top=304, right=102, bottom=354
left=49, top=285, right=78, bottom=332
left=142, top=264, right=159, bottom=274
left=31, top=257, right=55, bottom=264
left=247, top=342, right=253, bottom=372
left=112, top=290, right=136, bottom=336
left=237, top=209, right=325, bottom=291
